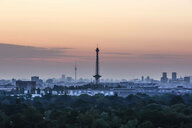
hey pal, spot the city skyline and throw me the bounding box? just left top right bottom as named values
left=0, top=0, right=192, bottom=79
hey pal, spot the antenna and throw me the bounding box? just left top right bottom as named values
left=75, top=62, right=77, bottom=83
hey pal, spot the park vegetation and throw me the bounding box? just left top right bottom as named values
left=0, top=93, right=192, bottom=128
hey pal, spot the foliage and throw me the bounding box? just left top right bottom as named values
left=0, top=94, right=192, bottom=127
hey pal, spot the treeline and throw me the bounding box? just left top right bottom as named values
left=0, top=93, right=192, bottom=128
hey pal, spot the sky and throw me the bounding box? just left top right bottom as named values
left=0, top=0, right=192, bottom=80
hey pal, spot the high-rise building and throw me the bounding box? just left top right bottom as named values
left=93, top=47, right=101, bottom=84
left=172, top=72, right=177, bottom=81
left=161, top=72, right=168, bottom=83
left=141, top=76, right=144, bottom=81
left=61, top=74, right=65, bottom=81
left=184, top=77, right=190, bottom=84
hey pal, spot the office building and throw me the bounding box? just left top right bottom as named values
left=161, top=72, right=168, bottom=83
left=172, top=72, right=177, bottom=81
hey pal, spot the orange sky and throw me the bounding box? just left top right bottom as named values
left=0, top=0, right=192, bottom=79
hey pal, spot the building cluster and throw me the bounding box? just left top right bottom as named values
left=0, top=74, right=92, bottom=94
left=160, top=72, right=191, bottom=84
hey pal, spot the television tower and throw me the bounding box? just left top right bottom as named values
left=93, top=46, right=101, bottom=84
left=75, top=62, right=77, bottom=83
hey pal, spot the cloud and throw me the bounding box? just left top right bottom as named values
left=0, top=43, right=73, bottom=59
left=50, top=47, right=73, bottom=50
left=0, top=43, right=189, bottom=64
left=139, top=54, right=184, bottom=59
left=103, top=52, right=132, bottom=56
left=102, top=51, right=185, bottom=60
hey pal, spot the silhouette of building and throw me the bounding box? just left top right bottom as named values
left=172, top=72, right=177, bottom=81
left=145, top=76, right=151, bottom=82
left=93, top=47, right=101, bottom=84
left=31, top=76, right=43, bottom=87
left=61, top=74, right=66, bottom=81
left=184, top=77, right=190, bottom=84
left=31, top=76, right=39, bottom=82
left=161, top=72, right=168, bottom=83
left=16, top=81, right=36, bottom=90
left=46, top=79, right=54, bottom=84
left=141, top=76, right=144, bottom=81
left=66, top=77, right=73, bottom=82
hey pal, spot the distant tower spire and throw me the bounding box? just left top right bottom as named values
left=93, top=46, right=101, bottom=84
left=75, top=62, right=77, bottom=83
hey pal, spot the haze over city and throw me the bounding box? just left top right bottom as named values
left=0, top=0, right=192, bottom=79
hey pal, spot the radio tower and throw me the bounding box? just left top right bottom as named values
left=75, top=62, right=77, bottom=83
left=93, top=46, right=101, bottom=84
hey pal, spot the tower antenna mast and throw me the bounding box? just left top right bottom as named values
left=75, top=62, right=77, bottom=83
left=93, top=46, right=101, bottom=84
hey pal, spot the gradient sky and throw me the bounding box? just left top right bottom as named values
left=0, top=0, right=192, bottom=80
